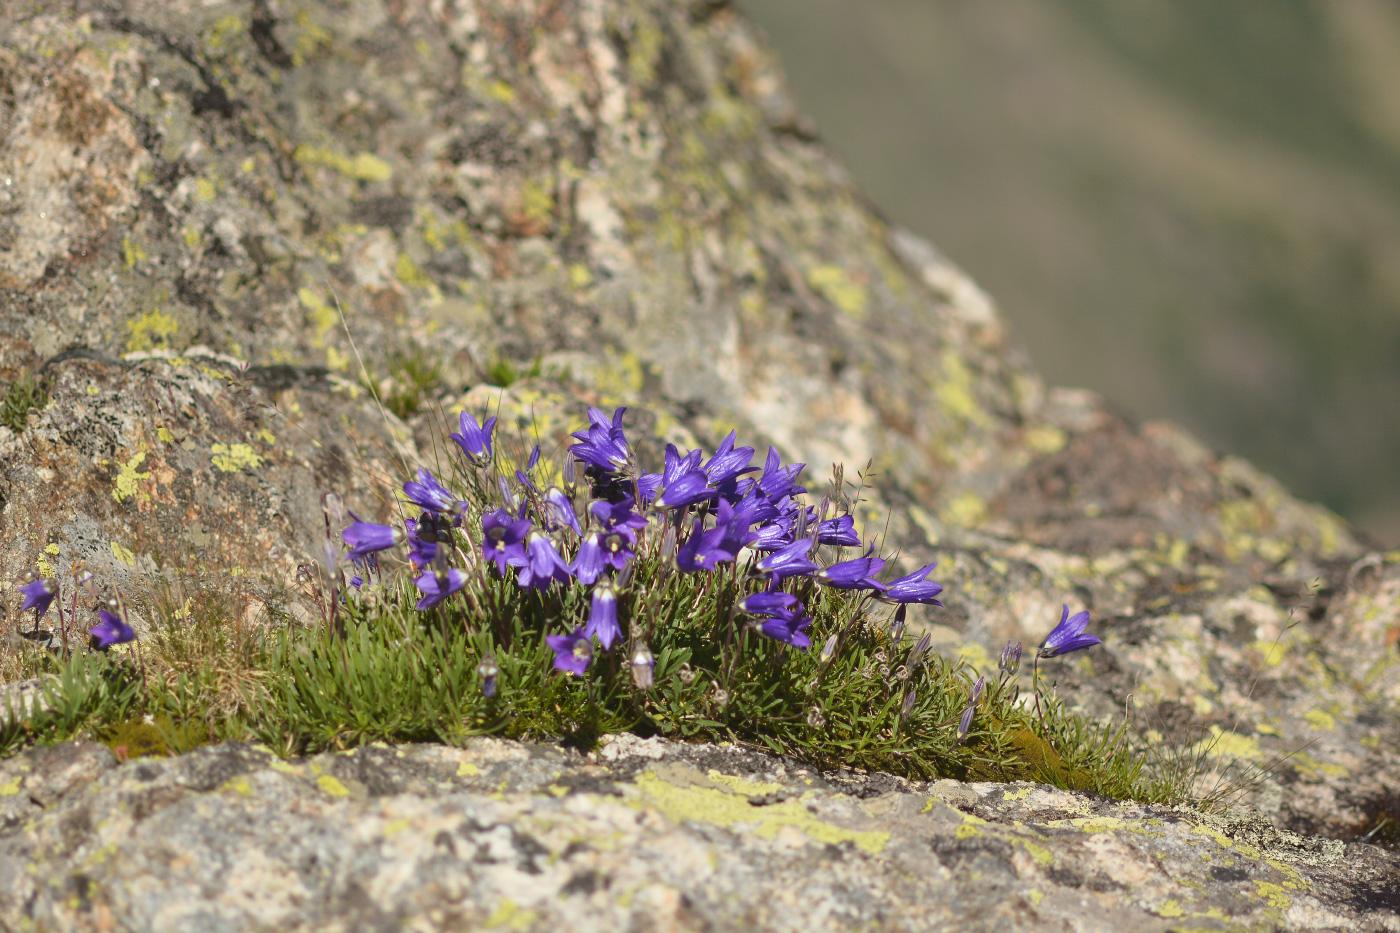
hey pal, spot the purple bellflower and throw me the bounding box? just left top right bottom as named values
left=882, top=564, right=944, bottom=605
left=755, top=538, right=818, bottom=581
left=757, top=608, right=812, bottom=650
left=588, top=495, right=648, bottom=539
left=449, top=410, right=496, bottom=463
left=342, top=515, right=402, bottom=561
left=517, top=533, right=573, bottom=590
left=544, top=487, right=582, bottom=536
left=814, top=552, right=887, bottom=592
left=675, top=511, right=750, bottom=573
left=404, top=468, right=461, bottom=517
left=90, top=609, right=135, bottom=649
left=739, top=589, right=800, bottom=617
left=585, top=582, right=622, bottom=651
left=547, top=627, right=593, bottom=676
left=817, top=514, right=860, bottom=547
left=1038, top=605, right=1101, bottom=658
left=571, top=533, right=606, bottom=585
left=702, top=431, right=756, bottom=491
left=414, top=568, right=467, bottom=610
left=654, top=469, right=712, bottom=510
left=19, top=576, right=58, bottom=619
left=481, top=509, right=531, bottom=575
left=753, top=447, right=806, bottom=501
left=570, top=407, right=632, bottom=472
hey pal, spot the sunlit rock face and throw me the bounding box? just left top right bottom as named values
left=0, top=1, right=1396, bottom=921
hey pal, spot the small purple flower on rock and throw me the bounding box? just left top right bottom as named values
left=19, top=576, right=58, bottom=619
left=1038, top=605, right=1101, bottom=658
left=414, top=568, right=467, bottom=610
left=547, top=627, right=593, bottom=676
left=585, top=582, right=622, bottom=651
left=90, top=609, right=135, bottom=649
left=882, top=563, right=943, bottom=605
left=449, top=410, right=496, bottom=463
left=517, top=533, right=573, bottom=590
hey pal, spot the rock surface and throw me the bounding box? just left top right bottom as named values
left=0, top=736, right=1395, bottom=932
left=1, top=0, right=1398, bottom=925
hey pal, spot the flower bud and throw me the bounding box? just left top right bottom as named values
left=819, top=633, right=838, bottom=665
left=477, top=652, right=500, bottom=698
left=630, top=643, right=655, bottom=689
left=889, top=604, right=907, bottom=643
left=998, top=640, right=1023, bottom=676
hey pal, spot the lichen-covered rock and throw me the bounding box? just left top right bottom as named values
left=0, top=736, right=1394, bottom=932
left=1, top=0, right=1397, bottom=909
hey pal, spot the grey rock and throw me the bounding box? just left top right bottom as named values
left=0, top=737, right=1394, bottom=932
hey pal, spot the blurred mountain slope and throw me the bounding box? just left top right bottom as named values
left=740, top=0, right=1400, bottom=544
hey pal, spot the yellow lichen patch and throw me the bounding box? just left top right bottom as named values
left=183, top=226, right=202, bottom=249
left=485, top=80, right=516, bottom=103
left=1303, top=709, right=1335, bottom=732
left=934, top=348, right=985, bottom=425
left=210, top=443, right=262, bottom=472
left=1155, top=899, right=1186, bottom=919
left=293, top=146, right=392, bottom=182
left=110, top=542, right=136, bottom=566
left=126, top=308, right=179, bottom=353
left=955, top=821, right=981, bottom=840
left=222, top=777, right=253, bottom=797
left=325, top=346, right=350, bottom=372
left=705, top=770, right=783, bottom=796
left=807, top=264, right=868, bottom=318
left=568, top=263, right=593, bottom=289
left=956, top=641, right=993, bottom=672
left=157, top=426, right=175, bottom=444
left=1253, top=880, right=1290, bottom=910
left=195, top=177, right=217, bottom=202
left=299, top=287, right=340, bottom=348
left=1193, top=726, right=1261, bottom=761
left=316, top=775, right=350, bottom=798
left=1014, top=836, right=1054, bottom=867
left=291, top=10, right=332, bottom=65
left=122, top=236, right=147, bottom=269
left=1002, top=785, right=1034, bottom=801
left=520, top=179, right=555, bottom=224
left=395, top=252, right=432, bottom=289
left=456, top=761, right=481, bottom=777
left=484, top=898, right=537, bottom=930
left=632, top=771, right=889, bottom=855
left=1251, top=640, right=1288, bottom=667
left=0, top=776, right=22, bottom=796
left=112, top=444, right=152, bottom=503
left=1024, top=423, right=1067, bottom=455
left=940, top=490, right=987, bottom=529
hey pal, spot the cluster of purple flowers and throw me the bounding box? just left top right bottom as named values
left=342, top=406, right=946, bottom=684
left=16, top=570, right=137, bottom=650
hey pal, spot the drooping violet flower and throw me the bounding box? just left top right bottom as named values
left=757, top=608, right=812, bottom=650
left=449, top=410, right=496, bottom=463
left=404, top=468, right=461, bottom=517
left=481, top=509, right=531, bottom=575
left=19, top=576, right=58, bottom=619
left=588, top=495, right=648, bottom=539
left=755, top=538, right=817, bottom=581
left=1038, top=605, right=1101, bottom=658
left=571, top=533, right=606, bottom=585
left=739, top=589, right=800, bottom=617
left=675, top=514, right=747, bottom=573
left=90, top=608, right=135, bottom=649
left=517, top=533, right=573, bottom=590
left=515, top=469, right=537, bottom=493
left=889, top=604, right=907, bottom=642
left=547, top=627, right=593, bottom=676
left=882, top=563, right=943, bottom=605
left=814, top=552, right=887, bottom=592
left=342, top=514, right=402, bottom=560
left=747, top=516, right=793, bottom=552
left=414, top=568, right=467, bottom=610
left=753, top=447, right=806, bottom=501
left=817, top=514, right=860, bottom=547
left=544, top=487, right=582, bottom=536
left=585, top=582, right=622, bottom=651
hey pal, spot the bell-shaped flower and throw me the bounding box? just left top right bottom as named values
left=1038, top=605, right=1101, bottom=658
left=481, top=509, right=531, bottom=575
left=342, top=514, right=402, bottom=560
left=654, top=469, right=712, bottom=510
left=546, top=627, right=593, bottom=676
left=544, top=487, right=582, bottom=536
left=817, top=514, right=860, bottom=547
left=588, top=495, right=648, bottom=538
left=755, top=538, right=817, bottom=581
left=753, top=447, right=806, bottom=501
left=570, top=407, right=632, bottom=472
left=403, top=468, right=461, bottom=517
left=449, top=410, right=496, bottom=463
left=702, top=431, right=755, bottom=486
left=414, top=567, right=466, bottom=609
left=739, top=589, right=799, bottom=617
left=90, top=608, right=135, bottom=649
left=585, top=582, right=622, bottom=651
left=756, top=608, right=812, bottom=650
left=517, top=533, right=573, bottom=590
left=882, top=563, right=944, bottom=605
left=814, top=552, right=886, bottom=592
left=19, top=576, right=58, bottom=619
left=571, top=533, right=606, bottom=585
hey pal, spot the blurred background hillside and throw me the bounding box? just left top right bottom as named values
left=740, top=0, right=1400, bottom=546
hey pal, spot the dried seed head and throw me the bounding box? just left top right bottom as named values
left=894, top=664, right=910, bottom=683
left=878, top=664, right=891, bottom=680
left=873, top=648, right=888, bottom=666
left=807, top=707, right=827, bottom=729
left=711, top=687, right=730, bottom=709
left=678, top=662, right=696, bottom=684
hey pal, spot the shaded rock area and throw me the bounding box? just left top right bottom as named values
left=0, top=736, right=1395, bottom=932
left=0, top=0, right=1397, bottom=925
